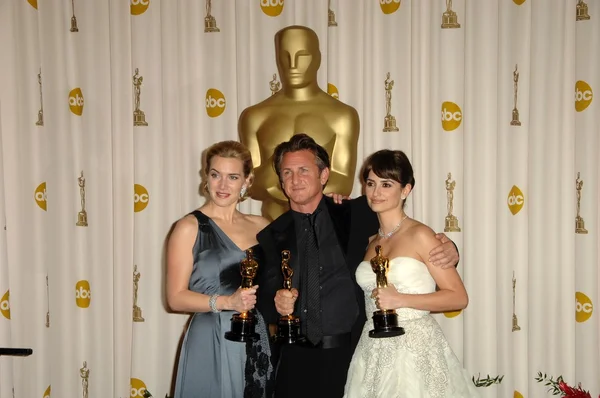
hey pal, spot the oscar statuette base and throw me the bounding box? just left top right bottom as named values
left=204, top=16, right=220, bottom=33
left=576, top=5, right=590, bottom=21
left=444, top=215, right=461, bottom=232
left=134, top=110, right=148, bottom=126
left=133, top=306, right=145, bottom=322
left=512, top=314, right=521, bottom=332
left=441, top=11, right=460, bottom=29
left=70, top=16, right=79, bottom=32
left=511, top=108, right=521, bottom=126
left=76, top=211, right=88, bottom=227
left=576, top=217, right=588, bottom=234
left=275, top=315, right=304, bottom=344
left=328, top=10, right=338, bottom=27
left=36, top=110, right=44, bottom=126
left=383, top=115, right=399, bottom=132
left=225, top=312, right=260, bottom=343
left=369, top=310, right=405, bottom=338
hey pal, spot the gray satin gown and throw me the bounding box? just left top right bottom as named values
left=174, top=211, right=273, bottom=398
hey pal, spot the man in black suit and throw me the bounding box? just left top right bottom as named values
left=256, top=134, right=458, bottom=398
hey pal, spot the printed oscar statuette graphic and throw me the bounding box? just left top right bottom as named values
left=575, top=172, right=588, bottom=234
left=270, top=73, right=281, bottom=96
left=80, top=361, right=89, bottom=398
left=328, top=0, right=338, bottom=27
left=369, top=245, right=405, bottom=338
left=133, top=265, right=145, bottom=322
left=444, top=173, right=461, bottom=232
left=133, top=68, right=148, bottom=126
left=36, top=69, right=44, bottom=126
left=511, top=64, right=521, bottom=126
left=441, top=0, right=460, bottom=29
left=383, top=72, right=399, bottom=132
left=512, top=272, right=521, bottom=332
left=225, top=249, right=260, bottom=342
left=70, top=0, right=79, bottom=32
left=576, top=0, right=591, bottom=21
left=276, top=250, right=304, bottom=344
left=204, top=0, right=220, bottom=33
left=76, top=171, right=88, bottom=227
left=45, top=275, right=50, bottom=328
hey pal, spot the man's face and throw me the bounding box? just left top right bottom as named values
left=276, top=30, right=320, bottom=88
left=280, top=150, right=328, bottom=208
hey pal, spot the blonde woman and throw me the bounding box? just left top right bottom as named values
left=167, top=141, right=273, bottom=398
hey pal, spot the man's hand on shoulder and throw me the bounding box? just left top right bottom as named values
left=325, top=192, right=351, bottom=204
left=429, top=233, right=459, bottom=269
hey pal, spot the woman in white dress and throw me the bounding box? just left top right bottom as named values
left=343, top=149, right=480, bottom=398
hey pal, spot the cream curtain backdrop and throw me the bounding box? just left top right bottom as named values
left=0, top=0, right=598, bottom=397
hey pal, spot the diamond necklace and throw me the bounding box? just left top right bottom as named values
left=378, top=214, right=408, bottom=239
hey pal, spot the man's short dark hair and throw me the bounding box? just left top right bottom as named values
left=272, top=133, right=330, bottom=182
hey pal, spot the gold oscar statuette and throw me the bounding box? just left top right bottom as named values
left=511, top=64, right=521, bottom=126
left=238, top=26, right=360, bottom=221
left=441, top=0, right=460, bottom=29
left=70, top=0, right=79, bottom=32
left=133, top=265, right=145, bottom=322
left=512, top=272, right=521, bottom=332
left=369, top=245, right=404, bottom=338
left=444, top=173, right=461, bottom=232
left=383, top=72, right=399, bottom=132
left=575, top=172, right=588, bottom=234
left=36, top=68, right=44, bottom=126
left=204, top=0, right=220, bottom=33
left=45, top=275, right=50, bottom=328
left=80, top=361, right=89, bottom=398
left=225, top=249, right=260, bottom=342
left=576, top=0, right=591, bottom=21
left=76, top=171, right=88, bottom=227
left=276, top=250, right=304, bottom=344
left=133, top=68, right=148, bottom=127
left=269, top=73, right=281, bottom=96
left=328, top=0, right=338, bottom=27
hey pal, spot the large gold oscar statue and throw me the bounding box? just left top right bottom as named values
left=239, top=26, right=360, bottom=221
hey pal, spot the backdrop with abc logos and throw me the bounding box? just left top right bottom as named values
left=0, top=0, right=598, bottom=397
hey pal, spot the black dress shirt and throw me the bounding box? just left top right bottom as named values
left=291, top=197, right=359, bottom=336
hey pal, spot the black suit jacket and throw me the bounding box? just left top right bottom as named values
left=255, top=195, right=379, bottom=351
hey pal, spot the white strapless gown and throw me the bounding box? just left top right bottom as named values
left=343, top=257, right=480, bottom=398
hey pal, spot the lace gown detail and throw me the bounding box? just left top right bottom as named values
left=343, top=257, right=480, bottom=398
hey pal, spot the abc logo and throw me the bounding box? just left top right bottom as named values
left=75, top=280, right=91, bottom=308
left=441, top=101, right=462, bottom=131
left=575, top=80, right=593, bottom=112
left=130, top=378, right=148, bottom=398
left=327, top=83, right=339, bottom=100
left=1, top=290, right=10, bottom=319
left=575, top=291, right=593, bottom=323
left=507, top=185, right=525, bottom=215
left=68, top=88, right=84, bottom=116
left=261, top=0, right=284, bottom=17
left=131, top=0, right=149, bottom=15
left=205, top=89, right=226, bottom=118
left=443, top=309, right=462, bottom=318
left=380, top=0, right=401, bottom=15
left=27, top=0, right=38, bottom=9
left=512, top=0, right=526, bottom=5
left=43, top=385, right=51, bottom=398
left=134, top=184, right=149, bottom=212
left=35, top=182, right=47, bottom=211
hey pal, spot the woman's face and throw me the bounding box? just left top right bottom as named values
left=364, top=170, right=410, bottom=213
left=206, top=156, right=249, bottom=207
